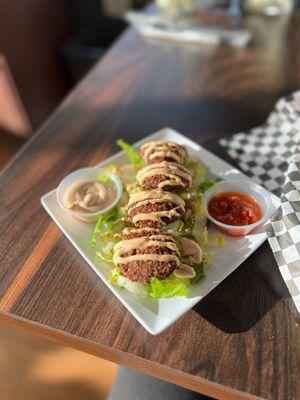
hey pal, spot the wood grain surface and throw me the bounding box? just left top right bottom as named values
left=1, top=11, right=300, bottom=400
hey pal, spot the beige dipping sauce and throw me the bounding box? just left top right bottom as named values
left=63, top=180, right=116, bottom=213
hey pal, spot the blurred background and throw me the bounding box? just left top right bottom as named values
left=0, top=0, right=149, bottom=166
left=0, top=0, right=299, bottom=399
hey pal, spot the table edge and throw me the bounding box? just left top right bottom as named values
left=0, top=311, right=264, bottom=400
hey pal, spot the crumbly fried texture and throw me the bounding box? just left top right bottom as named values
left=119, top=260, right=177, bottom=283
left=140, top=143, right=187, bottom=165
left=124, top=228, right=162, bottom=240
left=117, top=229, right=178, bottom=283
left=141, top=174, right=190, bottom=191
left=127, top=201, right=184, bottom=228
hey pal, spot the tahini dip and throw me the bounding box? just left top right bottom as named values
left=63, top=179, right=116, bottom=213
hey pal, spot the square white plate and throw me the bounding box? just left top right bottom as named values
left=41, top=128, right=279, bottom=335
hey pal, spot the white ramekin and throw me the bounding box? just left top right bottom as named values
left=56, top=166, right=122, bottom=222
left=202, top=179, right=273, bottom=236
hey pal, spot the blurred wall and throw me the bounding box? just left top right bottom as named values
left=102, top=0, right=150, bottom=17
left=0, top=0, right=71, bottom=132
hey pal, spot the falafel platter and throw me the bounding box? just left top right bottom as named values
left=92, top=138, right=224, bottom=298
left=42, top=128, right=277, bottom=334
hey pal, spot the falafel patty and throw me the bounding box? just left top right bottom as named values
left=127, top=189, right=185, bottom=228
left=140, top=140, right=187, bottom=165
left=113, top=229, right=179, bottom=283
left=137, top=161, right=192, bottom=190
left=123, top=227, right=162, bottom=239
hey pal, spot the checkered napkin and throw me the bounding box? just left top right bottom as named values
left=220, top=91, right=300, bottom=313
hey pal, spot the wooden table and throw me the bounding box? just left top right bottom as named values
left=1, top=12, right=300, bottom=400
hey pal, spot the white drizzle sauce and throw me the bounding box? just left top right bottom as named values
left=137, top=161, right=192, bottom=189
left=141, top=141, right=187, bottom=164
left=174, top=263, right=196, bottom=279
left=113, top=234, right=180, bottom=266
left=127, top=190, right=185, bottom=226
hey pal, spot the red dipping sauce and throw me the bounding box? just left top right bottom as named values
left=208, top=192, right=262, bottom=235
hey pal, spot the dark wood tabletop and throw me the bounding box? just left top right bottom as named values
left=1, top=11, right=300, bottom=400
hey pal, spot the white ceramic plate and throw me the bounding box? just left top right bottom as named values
left=41, top=128, right=279, bottom=335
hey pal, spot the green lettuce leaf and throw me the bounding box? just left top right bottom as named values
left=190, top=262, right=204, bottom=285
left=117, top=139, right=143, bottom=168
left=95, top=241, right=115, bottom=263
left=109, top=267, right=121, bottom=283
left=126, top=182, right=141, bottom=195
left=109, top=268, right=148, bottom=295
left=92, top=206, right=128, bottom=265
left=192, top=199, right=206, bottom=240
left=198, top=178, right=221, bottom=194
left=98, top=164, right=121, bottom=185
left=92, top=206, right=126, bottom=247
left=186, top=159, right=206, bottom=187
left=149, top=275, right=189, bottom=298
left=175, top=188, right=190, bottom=200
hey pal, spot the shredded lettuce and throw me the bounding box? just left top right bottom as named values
left=197, top=225, right=225, bottom=248
left=95, top=242, right=115, bottom=263
left=190, top=262, right=204, bottom=285
left=186, top=158, right=206, bottom=187
left=109, top=267, right=121, bottom=283
left=149, top=275, right=189, bottom=298
left=202, top=252, right=214, bottom=264
left=109, top=268, right=148, bottom=295
left=181, top=233, right=197, bottom=241
left=98, top=175, right=114, bottom=185
left=92, top=206, right=129, bottom=265
left=92, top=206, right=126, bottom=247
left=175, top=188, right=190, bottom=200
left=98, top=164, right=120, bottom=184
left=120, top=164, right=139, bottom=186
left=198, top=226, right=208, bottom=247
left=198, top=178, right=221, bottom=195
left=192, top=199, right=207, bottom=240
left=117, top=139, right=143, bottom=168
left=165, top=220, right=185, bottom=236
left=119, top=190, right=129, bottom=207
left=206, top=234, right=225, bottom=248
left=186, top=158, right=206, bottom=178
left=105, top=164, right=120, bottom=175
left=126, top=182, right=141, bottom=195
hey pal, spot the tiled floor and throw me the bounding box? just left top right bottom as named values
left=0, top=132, right=117, bottom=400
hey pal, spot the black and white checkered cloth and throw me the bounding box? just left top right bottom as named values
left=220, top=91, right=300, bottom=313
